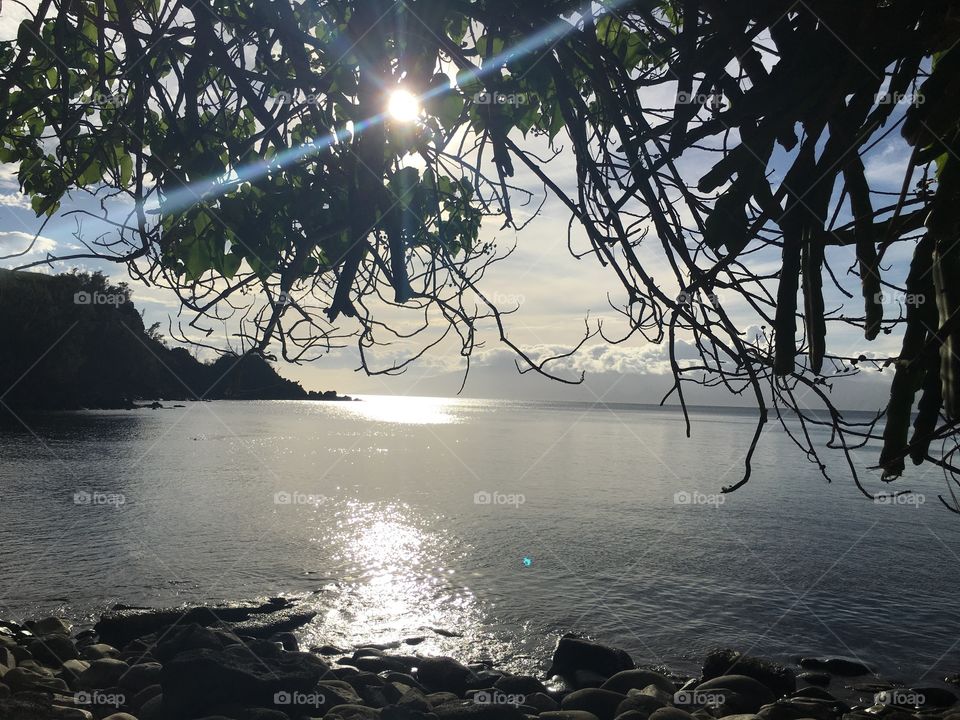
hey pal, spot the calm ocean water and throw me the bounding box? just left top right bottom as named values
left=0, top=397, right=958, bottom=684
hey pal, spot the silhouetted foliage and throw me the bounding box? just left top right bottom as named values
left=2, top=1, right=960, bottom=506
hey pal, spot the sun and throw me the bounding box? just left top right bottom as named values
left=387, top=89, right=421, bottom=122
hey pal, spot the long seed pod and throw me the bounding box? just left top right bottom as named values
left=910, top=341, right=943, bottom=465
left=928, top=155, right=960, bottom=419
left=802, top=225, right=826, bottom=374
left=879, top=234, right=935, bottom=478
left=844, top=157, right=882, bottom=340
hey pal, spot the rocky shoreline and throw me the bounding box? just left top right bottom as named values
left=1, top=599, right=958, bottom=720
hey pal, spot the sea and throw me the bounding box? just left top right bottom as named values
left=1, top=397, right=958, bottom=686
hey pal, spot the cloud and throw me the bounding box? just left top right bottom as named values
left=0, top=230, right=56, bottom=257
left=0, top=193, right=29, bottom=209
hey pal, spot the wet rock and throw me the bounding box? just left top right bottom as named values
left=270, top=632, right=299, bottom=652
left=58, top=659, right=91, bottom=687
left=540, top=712, right=602, bottom=720
left=152, top=624, right=235, bottom=662
left=800, top=658, right=871, bottom=677
left=525, top=691, right=560, bottom=712
left=118, top=661, right=162, bottom=693
left=755, top=698, right=843, bottom=720
left=230, top=607, right=317, bottom=639
left=799, top=672, right=832, bottom=687
left=94, top=598, right=297, bottom=647
left=347, top=671, right=403, bottom=707
left=494, top=674, right=548, bottom=696
left=695, top=676, right=776, bottom=713
left=791, top=687, right=838, bottom=701
left=648, top=708, right=697, bottom=720
left=81, top=644, right=120, bottom=661
left=561, top=687, right=628, bottom=720
left=415, top=657, right=481, bottom=695
left=385, top=672, right=428, bottom=692
left=432, top=701, right=525, bottom=719
left=313, top=644, right=347, bottom=655
left=426, top=691, right=460, bottom=707
left=703, top=650, right=796, bottom=698
left=602, top=670, right=675, bottom=695
left=318, top=679, right=365, bottom=706
left=102, top=714, right=139, bottom=720
left=161, top=647, right=326, bottom=716
left=906, top=686, right=958, bottom=707
left=27, top=636, right=79, bottom=665
left=26, top=618, right=72, bottom=637
left=615, top=689, right=669, bottom=718
left=548, top=636, right=634, bottom=684
left=353, top=655, right=417, bottom=674
left=77, top=658, right=129, bottom=689
left=327, top=703, right=383, bottom=719
left=130, top=683, right=161, bottom=711
left=4, top=666, right=71, bottom=693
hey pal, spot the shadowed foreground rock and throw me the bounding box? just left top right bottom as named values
left=1, top=608, right=959, bottom=720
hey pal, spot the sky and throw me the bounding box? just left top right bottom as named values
left=0, top=3, right=917, bottom=410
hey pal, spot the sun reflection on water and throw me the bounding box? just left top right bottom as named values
left=300, top=500, right=481, bottom=655
left=336, top=395, right=461, bottom=425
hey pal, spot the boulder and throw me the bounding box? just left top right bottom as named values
left=799, top=657, right=871, bottom=677
left=616, top=688, right=669, bottom=717
left=525, top=691, right=560, bottom=712
left=81, top=644, right=120, bottom=661
left=695, top=675, right=776, bottom=713
left=648, top=709, right=696, bottom=720
left=27, top=636, right=79, bottom=665
left=548, top=636, right=634, bottom=683
left=4, top=666, right=70, bottom=693
left=117, top=661, right=162, bottom=693
left=26, top=618, right=72, bottom=637
left=77, top=658, right=129, bottom=689
left=152, top=624, right=235, bottom=662
left=432, top=702, right=526, bottom=719
left=494, top=674, right=549, bottom=696
left=602, top=670, right=675, bottom=695
left=160, top=646, right=326, bottom=716
left=539, top=713, right=602, bottom=720
left=415, top=657, right=481, bottom=695
left=327, top=704, right=383, bottom=719
left=798, top=672, right=831, bottom=687
left=560, top=688, right=628, bottom=720
left=703, top=650, right=796, bottom=698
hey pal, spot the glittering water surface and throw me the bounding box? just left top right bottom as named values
left=1, top=397, right=958, bottom=681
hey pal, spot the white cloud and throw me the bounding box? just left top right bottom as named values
left=0, top=230, right=56, bottom=256
left=0, top=192, right=29, bottom=209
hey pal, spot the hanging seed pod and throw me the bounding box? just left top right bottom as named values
left=910, top=343, right=942, bottom=465
left=844, top=158, right=882, bottom=340
left=879, top=234, right=935, bottom=478
left=802, top=226, right=826, bottom=374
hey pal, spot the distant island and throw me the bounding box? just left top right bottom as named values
left=0, top=268, right=353, bottom=411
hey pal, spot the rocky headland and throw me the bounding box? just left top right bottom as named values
left=1, top=599, right=958, bottom=720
